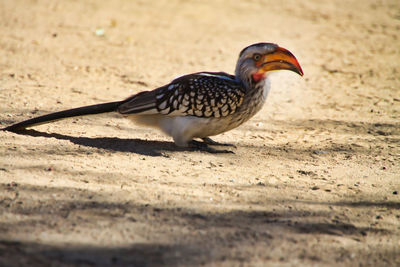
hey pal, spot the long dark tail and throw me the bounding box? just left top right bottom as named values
left=2, top=101, right=124, bottom=132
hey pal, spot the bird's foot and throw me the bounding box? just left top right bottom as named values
left=201, top=137, right=236, bottom=148
left=189, top=140, right=234, bottom=154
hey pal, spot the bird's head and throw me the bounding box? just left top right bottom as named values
left=235, top=43, right=303, bottom=85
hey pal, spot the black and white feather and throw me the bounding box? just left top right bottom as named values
left=117, top=72, right=245, bottom=118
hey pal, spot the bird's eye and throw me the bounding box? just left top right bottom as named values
left=253, top=54, right=261, bottom=61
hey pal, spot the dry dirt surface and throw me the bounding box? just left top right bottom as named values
left=1, top=0, right=400, bottom=266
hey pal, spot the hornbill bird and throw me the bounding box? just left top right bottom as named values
left=2, top=43, right=303, bottom=153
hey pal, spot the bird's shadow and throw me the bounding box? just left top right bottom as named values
left=13, top=129, right=193, bottom=157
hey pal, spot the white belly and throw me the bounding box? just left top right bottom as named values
left=129, top=114, right=231, bottom=146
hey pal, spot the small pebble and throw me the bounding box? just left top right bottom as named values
left=95, top=28, right=105, bottom=36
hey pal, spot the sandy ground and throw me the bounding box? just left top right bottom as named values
left=0, top=0, right=399, bottom=266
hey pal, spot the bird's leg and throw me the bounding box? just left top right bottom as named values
left=202, top=137, right=236, bottom=148
left=189, top=140, right=234, bottom=154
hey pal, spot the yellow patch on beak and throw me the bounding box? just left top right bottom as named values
left=257, top=46, right=303, bottom=76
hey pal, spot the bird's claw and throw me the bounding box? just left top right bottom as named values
left=201, top=137, right=237, bottom=148
left=189, top=140, right=235, bottom=154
